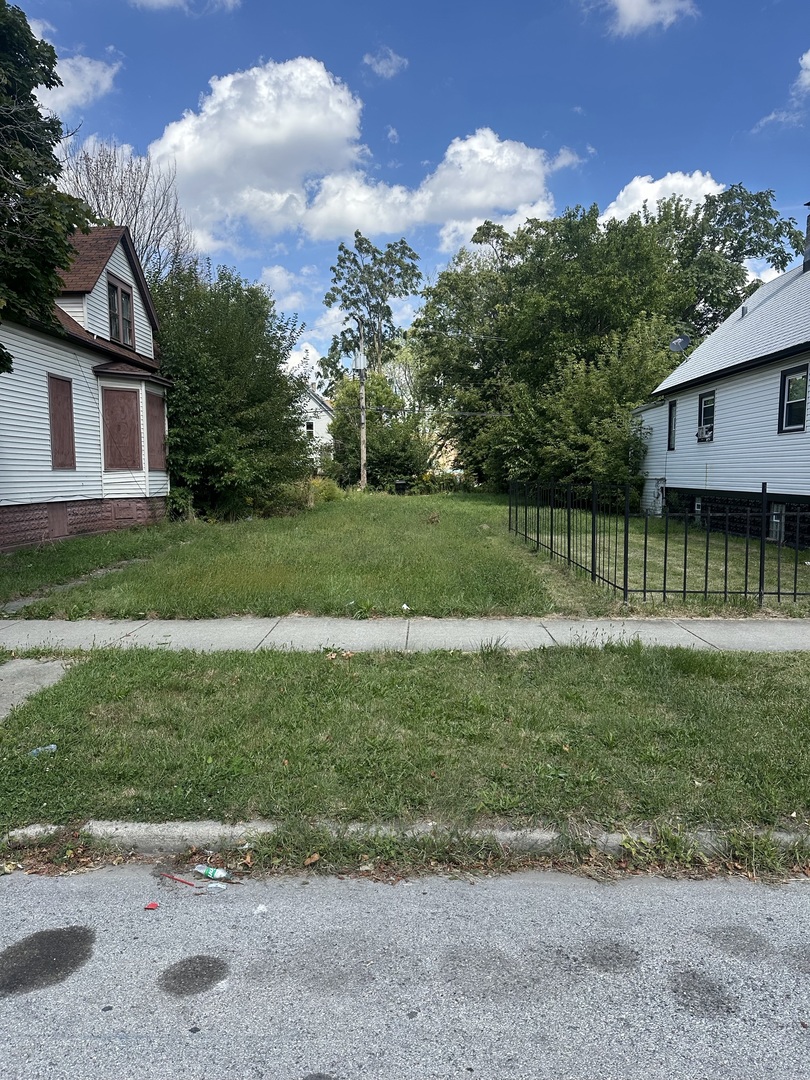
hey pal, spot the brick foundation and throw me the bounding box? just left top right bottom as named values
left=0, top=497, right=167, bottom=552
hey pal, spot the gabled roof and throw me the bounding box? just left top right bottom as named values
left=60, top=226, right=160, bottom=332
left=655, top=264, right=810, bottom=396
left=306, top=386, right=335, bottom=416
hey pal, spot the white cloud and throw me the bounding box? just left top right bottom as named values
left=151, top=57, right=363, bottom=245
left=151, top=58, right=578, bottom=253
left=363, top=46, right=408, bottom=78
left=599, top=0, right=698, bottom=35
left=31, top=23, right=120, bottom=116
left=261, top=264, right=308, bottom=310
left=37, top=55, right=121, bottom=115
left=600, top=170, right=724, bottom=221
left=307, top=129, right=578, bottom=249
left=387, top=125, right=399, bottom=144
left=130, top=0, right=240, bottom=10
left=793, top=47, right=810, bottom=97
left=753, top=46, right=810, bottom=131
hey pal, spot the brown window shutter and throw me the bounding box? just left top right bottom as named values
left=102, top=387, right=142, bottom=470
left=48, top=375, right=76, bottom=469
left=146, top=392, right=166, bottom=471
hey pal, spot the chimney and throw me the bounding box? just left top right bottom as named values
left=805, top=202, right=810, bottom=272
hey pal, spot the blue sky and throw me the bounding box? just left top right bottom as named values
left=24, top=0, right=810, bottom=369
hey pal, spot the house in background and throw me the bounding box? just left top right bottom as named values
left=303, top=385, right=334, bottom=452
left=0, top=226, right=170, bottom=552
left=637, top=216, right=810, bottom=525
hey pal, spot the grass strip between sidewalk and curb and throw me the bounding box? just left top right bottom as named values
left=1, top=644, right=809, bottom=836
left=3, top=821, right=810, bottom=882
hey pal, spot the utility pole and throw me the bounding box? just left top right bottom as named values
left=356, top=322, right=367, bottom=490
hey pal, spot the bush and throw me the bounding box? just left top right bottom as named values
left=310, top=477, right=345, bottom=504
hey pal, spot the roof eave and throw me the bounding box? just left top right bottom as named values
left=654, top=339, right=810, bottom=397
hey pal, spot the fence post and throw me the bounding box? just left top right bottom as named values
left=758, top=482, right=768, bottom=606
left=549, top=480, right=555, bottom=557
left=535, top=482, right=540, bottom=548
left=623, top=484, right=630, bottom=603
left=591, top=482, right=598, bottom=582
left=566, top=484, right=572, bottom=565
left=508, top=482, right=512, bottom=534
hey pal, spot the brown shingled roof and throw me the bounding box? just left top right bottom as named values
left=54, top=306, right=161, bottom=372
left=59, top=226, right=160, bottom=331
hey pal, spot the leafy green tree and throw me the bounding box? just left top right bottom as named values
left=643, top=185, right=805, bottom=337
left=0, top=2, right=94, bottom=370
left=323, top=229, right=422, bottom=375
left=327, top=372, right=431, bottom=489
left=152, top=260, right=312, bottom=518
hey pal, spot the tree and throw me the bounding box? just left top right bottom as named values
left=323, top=229, right=422, bottom=373
left=643, top=185, right=805, bottom=337
left=59, top=139, right=195, bottom=281
left=0, top=2, right=94, bottom=371
left=152, top=260, right=312, bottom=518
left=326, top=372, right=431, bottom=489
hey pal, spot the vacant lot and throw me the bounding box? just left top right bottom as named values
left=2, top=645, right=808, bottom=831
left=7, top=494, right=615, bottom=619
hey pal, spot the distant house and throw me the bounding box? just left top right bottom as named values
left=303, top=385, right=334, bottom=449
left=637, top=217, right=810, bottom=520
left=0, top=226, right=170, bottom=552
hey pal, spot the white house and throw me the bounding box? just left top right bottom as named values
left=637, top=221, right=810, bottom=519
left=302, top=385, right=334, bottom=448
left=0, top=226, right=170, bottom=551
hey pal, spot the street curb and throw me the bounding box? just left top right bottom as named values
left=4, top=819, right=810, bottom=859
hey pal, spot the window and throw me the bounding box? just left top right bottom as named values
left=108, top=277, right=134, bottom=347
left=305, top=421, right=315, bottom=439
left=697, top=392, right=715, bottom=441
left=667, top=400, right=677, bottom=451
left=102, top=387, right=142, bottom=470
left=48, top=375, right=75, bottom=469
left=146, top=392, right=166, bottom=471
left=779, top=365, right=807, bottom=433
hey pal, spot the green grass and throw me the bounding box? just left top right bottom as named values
left=515, top=506, right=810, bottom=616
left=15, top=493, right=611, bottom=619
left=0, top=520, right=200, bottom=606
left=2, top=644, right=809, bottom=831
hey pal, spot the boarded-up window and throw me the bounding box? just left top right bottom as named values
left=48, top=375, right=76, bottom=469
left=146, top=391, right=166, bottom=471
left=102, top=387, right=142, bottom=471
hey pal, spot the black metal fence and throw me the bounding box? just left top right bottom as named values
left=508, top=480, right=810, bottom=606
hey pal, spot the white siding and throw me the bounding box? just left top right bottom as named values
left=304, top=397, right=333, bottom=445
left=640, top=350, right=810, bottom=498
left=0, top=323, right=103, bottom=504
left=636, top=401, right=668, bottom=512
left=85, top=242, right=154, bottom=359
left=55, top=295, right=86, bottom=327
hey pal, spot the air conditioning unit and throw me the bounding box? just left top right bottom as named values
left=695, top=425, right=714, bottom=442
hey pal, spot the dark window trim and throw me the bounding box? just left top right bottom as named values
left=107, top=273, right=135, bottom=350
left=667, top=400, right=677, bottom=451
left=778, top=363, right=808, bottom=434
left=697, top=391, right=715, bottom=442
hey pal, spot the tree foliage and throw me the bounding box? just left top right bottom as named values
left=323, top=229, right=421, bottom=378
left=326, top=373, right=431, bottom=490
left=152, top=260, right=312, bottom=518
left=0, top=2, right=94, bottom=371
left=414, top=187, right=804, bottom=487
left=60, top=139, right=195, bottom=282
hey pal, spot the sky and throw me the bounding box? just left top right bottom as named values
left=23, top=0, right=810, bottom=371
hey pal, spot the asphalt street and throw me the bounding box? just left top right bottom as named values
left=0, top=865, right=808, bottom=1080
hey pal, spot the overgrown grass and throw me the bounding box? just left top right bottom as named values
left=0, top=520, right=199, bottom=606
left=2, top=644, right=808, bottom=831
left=17, top=494, right=611, bottom=619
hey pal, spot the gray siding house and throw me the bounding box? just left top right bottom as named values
left=638, top=219, right=810, bottom=520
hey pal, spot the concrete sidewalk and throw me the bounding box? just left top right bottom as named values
left=1, top=614, right=810, bottom=652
